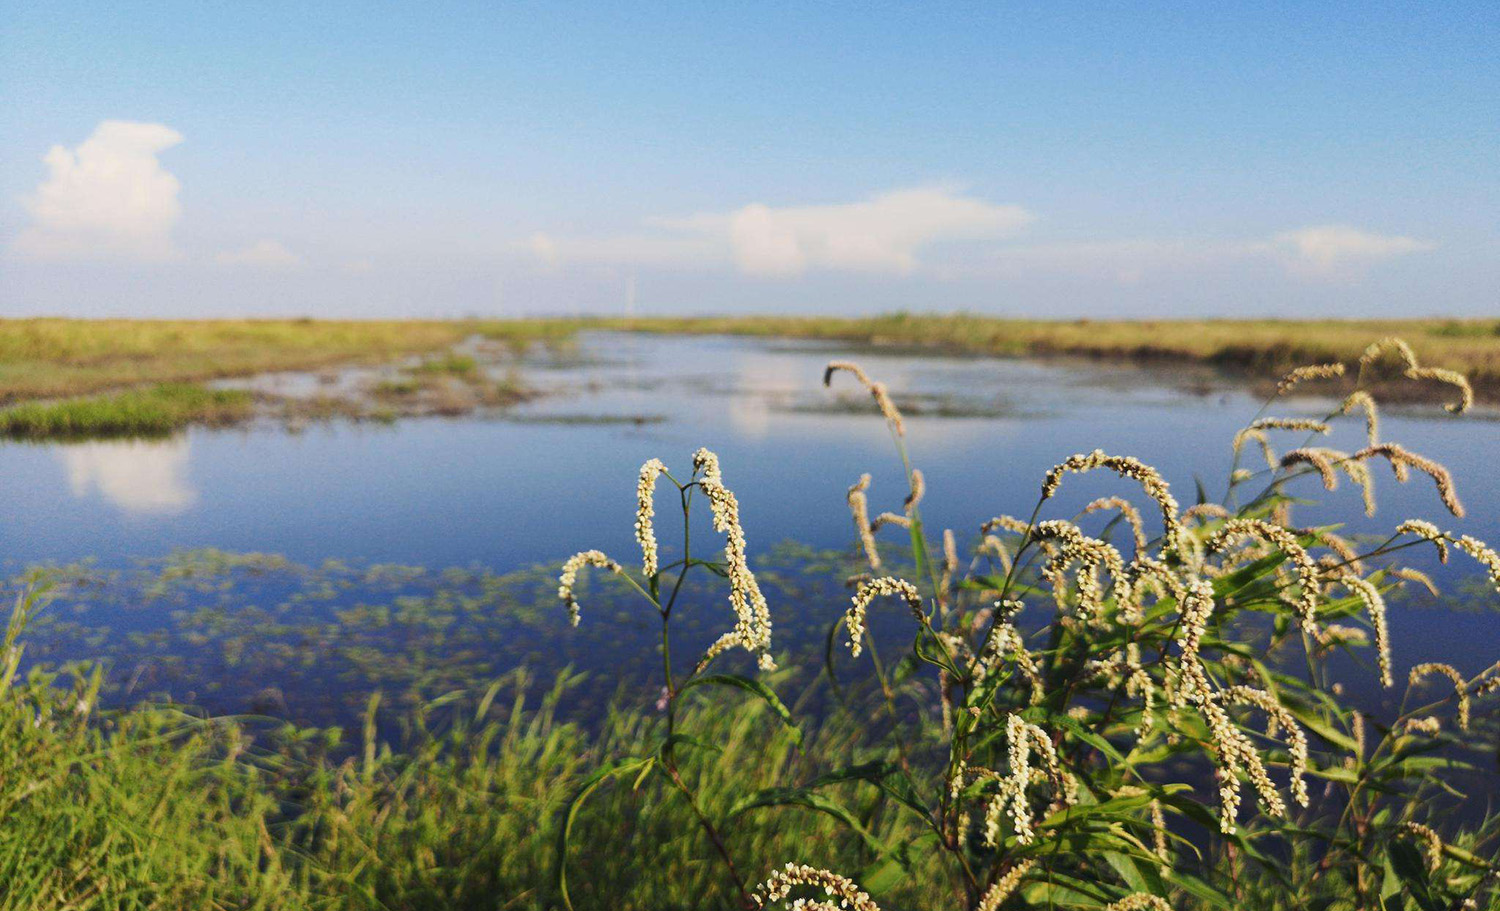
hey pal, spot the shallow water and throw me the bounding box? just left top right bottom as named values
left=3, top=331, right=1498, bottom=713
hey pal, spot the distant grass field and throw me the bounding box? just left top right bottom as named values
left=0, top=318, right=576, bottom=404
left=600, top=314, right=1500, bottom=399
left=3, top=316, right=1496, bottom=423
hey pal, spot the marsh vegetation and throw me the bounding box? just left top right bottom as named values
left=1, top=333, right=1497, bottom=909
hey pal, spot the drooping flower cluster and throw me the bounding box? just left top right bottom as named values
left=1248, top=417, right=1332, bottom=435
left=844, top=576, right=924, bottom=658
left=1331, top=571, right=1392, bottom=687
left=904, top=468, right=925, bottom=512
left=1208, top=519, right=1321, bottom=636
left=1341, top=391, right=1380, bottom=445
left=1407, top=365, right=1474, bottom=414
left=1400, top=821, right=1445, bottom=872
left=1028, top=519, right=1126, bottom=623
left=1221, top=684, right=1310, bottom=807
left=1104, top=896, right=1173, bottom=911
left=694, top=448, right=775, bottom=671
left=635, top=458, right=668, bottom=577
left=846, top=474, right=880, bottom=570
left=1359, top=336, right=1473, bottom=414
left=975, top=859, right=1035, bottom=911
left=1041, top=450, right=1185, bottom=558
left=824, top=361, right=906, bottom=435
left=974, top=603, right=1042, bottom=704
left=1083, top=495, right=1149, bottom=554
left=1395, top=523, right=1500, bottom=597
left=556, top=550, right=622, bottom=627
left=754, top=863, right=884, bottom=911
left=1276, top=362, right=1346, bottom=395
left=984, top=714, right=1074, bottom=846
left=1354, top=443, right=1464, bottom=518
left=1169, top=579, right=1308, bottom=830
left=1409, top=662, right=1470, bottom=731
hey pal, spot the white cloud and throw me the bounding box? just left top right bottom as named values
left=61, top=438, right=196, bottom=515
left=1269, top=225, right=1434, bottom=274
left=964, top=226, right=1434, bottom=284
left=728, top=188, right=1033, bottom=276
left=214, top=239, right=303, bottom=268
left=527, top=232, right=560, bottom=269
left=12, top=120, right=185, bottom=263
left=530, top=187, right=1034, bottom=277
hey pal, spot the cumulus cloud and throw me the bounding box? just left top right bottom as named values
left=965, top=225, right=1434, bottom=284
left=1269, top=225, right=1434, bottom=274
left=12, top=120, right=185, bottom=263
left=214, top=239, right=303, bottom=268
left=531, top=187, right=1034, bottom=277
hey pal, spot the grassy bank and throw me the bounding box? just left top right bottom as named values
left=602, top=314, right=1500, bottom=399
left=0, top=383, right=255, bottom=439
left=6, top=315, right=1498, bottom=409
left=0, top=318, right=576, bottom=404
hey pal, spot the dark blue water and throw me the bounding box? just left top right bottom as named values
left=3, top=332, right=1497, bottom=699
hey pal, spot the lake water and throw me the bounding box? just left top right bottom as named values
left=3, top=332, right=1497, bottom=722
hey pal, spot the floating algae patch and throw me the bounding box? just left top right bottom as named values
left=12, top=544, right=868, bottom=729
left=501, top=413, right=668, bottom=426
left=784, top=391, right=1047, bottom=420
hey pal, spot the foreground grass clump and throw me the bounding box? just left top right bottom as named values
left=0, top=586, right=911, bottom=910
left=0, top=383, right=254, bottom=439
left=603, top=314, right=1500, bottom=399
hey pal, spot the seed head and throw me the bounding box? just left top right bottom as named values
left=1042, top=450, right=1185, bottom=558
left=1105, top=895, right=1172, bottom=911
left=694, top=448, right=774, bottom=669
left=755, top=863, right=882, bottom=911
left=846, top=474, right=880, bottom=570
left=1405, top=365, right=1474, bottom=414
left=845, top=576, right=923, bottom=658
left=557, top=550, right=623, bottom=627
left=824, top=361, right=905, bottom=435
left=635, top=458, right=668, bottom=577
left=1340, top=391, right=1380, bottom=446
left=976, top=860, right=1034, bottom=911
left=1209, top=519, right=1320, bottom=636
left=1409, top=662, right=1470, bottom=730
left=1355, top=444, right=1463, bottom=517
left=1084, top=495, right=1149, bottom=554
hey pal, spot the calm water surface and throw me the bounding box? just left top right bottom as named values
left=3, top=332, right=1498, bottom=709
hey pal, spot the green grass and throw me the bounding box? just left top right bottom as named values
left=406, top=352, right=479, bottom=377
left=598, top=313, right=1500, bottom=398
left=5, top=315, right=1497, bottom=411
left=0, top=383, right=255, bottom=439
left=0, top=318, right=578, bottom=404
left=0, top=631, right=916, bottom=911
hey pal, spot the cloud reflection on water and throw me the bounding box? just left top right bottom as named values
left=60, top=437, right=196, bottom=515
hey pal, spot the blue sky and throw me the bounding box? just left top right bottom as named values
left=1, top=2, right=1495, bottom=317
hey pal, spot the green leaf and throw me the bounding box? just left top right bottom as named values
left=729, top=786, right=895, bottom=858
left=679, top=674, right=802, bottom=747
left=804, top=760, right=933, bottom=821
left=1388, top=840, right=1443, bottom=911
left=556, top=755, right=655, bottom=911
